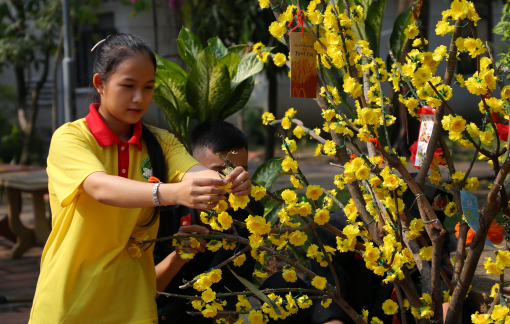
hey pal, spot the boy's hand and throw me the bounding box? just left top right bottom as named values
left=174, top=225, right=209, bottom=263
left=225, top=166, right=251, bottom=196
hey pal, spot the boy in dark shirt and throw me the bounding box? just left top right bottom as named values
left=153, top=121, right=262, bottom=324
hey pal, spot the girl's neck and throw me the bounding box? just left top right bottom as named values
left=97, top=106, right=133, bottom=142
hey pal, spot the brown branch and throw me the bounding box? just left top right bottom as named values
left=446, top=157, right=510, bottom=324
left=415, top=18, right=464, bottom=190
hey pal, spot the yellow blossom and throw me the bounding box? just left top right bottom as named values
left=471, top=312, right=492, bottom=324
left=290, top=175, right=303, bottom=189
left=281, top=156, right=298, bottom=173
left=311, top=276, right=327, bottom=290
left=246, top=215, right=271, bottom=236
left=258, top=0, right=270, bottom=9
left=202, top=288, right=216, bottom=303
left=314, top=208, right=330, bottom=225
left=484, top=257, right=503, bottom=275
left=281, top=137, right=297, bottom=153
left=293, top=125, right=306, bottom=139
left=202, top=304, right=218, bottom=318
left=306, top=185, right=323, bottom=200
left=217, top=212, right=233, bottom=230
left=251, top=186, right=267, bottom=201
left=382, top=299, right=399, bottom=315
left=419, top=246, right=433, bottom=261
left=269, top=21, right=286, bottom=39
left=404, top=24, right=419, bottom=39
left=229, top=194, right=250, bottom=211
left=273, top=52, right=287, bottom=67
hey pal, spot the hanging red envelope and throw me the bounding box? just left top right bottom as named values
left=414, top=105, right=436, bottom=168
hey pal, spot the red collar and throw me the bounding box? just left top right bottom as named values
left=85, top=103, right=143, bottom=151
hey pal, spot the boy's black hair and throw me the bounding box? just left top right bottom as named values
left=191, top=120, right=248, bottom=153
left=91, top=33, right=164, bottom=227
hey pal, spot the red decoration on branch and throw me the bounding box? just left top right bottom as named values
left=287, top=10, right=305, bottom=38
left=497, top=123, right=508, bottom=142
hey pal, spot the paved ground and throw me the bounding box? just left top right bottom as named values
left=0, top=196, right=41, bottom=324
left=0, top=154, right=501, bottom=323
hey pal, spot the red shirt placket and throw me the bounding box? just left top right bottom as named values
left=117, top=143, right=130, bottom=178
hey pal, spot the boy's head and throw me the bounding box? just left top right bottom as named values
left=191, top=120, right=248, bottom=171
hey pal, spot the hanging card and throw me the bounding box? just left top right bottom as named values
left=460, top=191, right=494, bottom=247
left=414, top=106, right=435, bottom=167
left=289, top=32, right=317, bottom=99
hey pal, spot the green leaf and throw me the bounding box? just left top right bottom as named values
left=365, top=0, right=387, bottom=58
left=186, top=51, right=231, bottom=121
left=205, top=37, right=229, bottom=59
left=231, top=52, right=264, bottom=89
left=177, top=27, right=203, bottom=69
left=219, top=76, right=254, bottom=120
left=154, top=53, right=187, bottom=78
left=218, top=52, right=242, bottom=80
left=264, top=201, right=283, bottom=227
left=252, top=157, right=284, bottom=190
left=228, top=266, right=282, bottom=315
left=228, top=44, right=248, bottom=56
left=153, top=70, right=191, bottom=138
left=389, top=0, right=419, bottom=63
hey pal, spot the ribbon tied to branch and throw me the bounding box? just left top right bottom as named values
left=287, top=10, right=306, bottom=38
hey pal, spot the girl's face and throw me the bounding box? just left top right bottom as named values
left=94, top=53, right=155, bottom=127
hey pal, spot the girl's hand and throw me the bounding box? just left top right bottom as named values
left=169, top=178, right=227, bottom=210
left=226, top=166, right=251, bottom=196
left=174, top=225, right=209, bottom=263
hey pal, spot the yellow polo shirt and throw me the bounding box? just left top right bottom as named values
left=29, top=104, right=199, bottom=324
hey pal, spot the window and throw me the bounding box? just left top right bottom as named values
left=75, top=13, right=117, bottom=87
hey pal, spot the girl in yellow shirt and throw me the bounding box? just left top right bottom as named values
left=29, top=33, right=250, bottom=324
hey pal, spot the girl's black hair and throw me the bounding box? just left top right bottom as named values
left=91, top=33, right=165, bottom=227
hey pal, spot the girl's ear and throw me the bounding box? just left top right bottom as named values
left=92, top=73, right=104, bottom=94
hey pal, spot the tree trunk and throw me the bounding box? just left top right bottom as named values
left=15, top=67, right=28, bottom=134
left=52, top=27, right=64, bottom=133
left=264, top=71, right=277, bottom=161
left=19, top=43, right=51, bottom=165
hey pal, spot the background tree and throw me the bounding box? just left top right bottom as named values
left=175, top=0, right=289, bottom=160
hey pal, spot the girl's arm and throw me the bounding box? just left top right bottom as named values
left=155, top=225, right=209, bottom=297
left=82, top=171, right=227, bottom=209
left=82, top=164, right=250, bottom=209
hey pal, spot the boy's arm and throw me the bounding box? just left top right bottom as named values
left=155, top=225, right=209, bottom=298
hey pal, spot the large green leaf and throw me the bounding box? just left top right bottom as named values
left=231, top=52, right=264, bottom=88
left=177, top=27, right=203, bottom=69
left=218, top=52, right=242, bottom=80
left=365, top=0, right=387, bottom=58
left=205, top=37, right=229, bottom=59
left=153, top=71, right=190, bottom=137
left=228, top=44, right=247, bottom=56
left=154, top=53, right=187, bottom=78
left=389, top=1, right=419, bottom=63
left=252, top=157, right=284, bottom=190
left=219, top=76, right=254, bottom=120
left=228, top=267, right=282, bottom=315
left=186, top=51, right=231, bottom=121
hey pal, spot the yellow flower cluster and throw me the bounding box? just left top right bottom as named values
left=199, top=201, right=233, bottom=231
